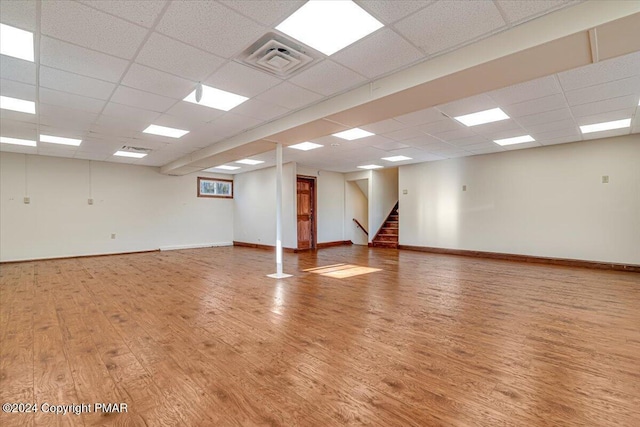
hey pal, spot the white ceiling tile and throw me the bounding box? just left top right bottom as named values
left=255, top=82, right=323, bottom=110
left=571, top=94, right=640, bottom=118
left=384, top=127, right=428, bottom=141
left=0, top=109, right=37, bottom=125
left=151, top=114, right=207, bottom=134
left=230, top=98, right=290, bottom=122
left=0, top=144, right=37, bottom=155
left=40, top=36, right=129, bottom=83
left=0, top=0, right=37, bottom=31
left=0, top=56, right=36, bottom=85
left=436, top=94, right=499, bottom=118
left=289, top=60, right=367, bottom=96
left=446, top=136, right=493, bottom=148
left=356, top=0, right=433, bottom=24
left=75, top=138, right=123, bottom=154
left=88, top=124, right=138, bottom=139
left=434, top=127, right=477, bottom=141
left=417, top=119, right=464, bottom=136
left=489, top=75, right=562, bottom=105
left=394, top=1, right=505, bottom=55
left=539, top=135, right=582, bottom=146
left=39, top=66, right=116, bottom=100
left=525, top=118, right=577, bottom=134
left=102, top=102, right=161, bottom=124
left=205, top=61, right=282, bottom=98
left=39, top=88, right=106, bottom=114
left=502, top=93, right=568, bottom=118
left=39, top=103, right=98, bottom=128
left=564, top=76, right=640, bottom=106
left=332, top=28, right=423, bottom=78
left=41, top=1, right=148, bottom=59
left=77, top=0, right=167, bottom=28
left=360, top=119, right=405, bottom=134
left=37, top=147, right=79, bottom=158
left=110, top=86, right=176, bottom=112
left=73, top=151, right=110, bottom=161
left=136, top=33, right=225, bottom=82
left=460, top=141, right=500, bottom=151
left=557, top=51, right=640, bottom=91
left=531, top=127, right=580, bottom=141
left=206, top=113, right=263, bottom=140
left=495, top=0, right=569, bottom=24
left=0, top=118, right=37, bottom=138
left=122, top=63, right=193, bottom=99
left=514, top=108, right=573, bottom=126
left=394, top=108, right=445, bottom=126
left=219, top=0, right=305, bottom=26
left=164, top=101, right=225, bottom=125
left=402, top=134, right=444, bottom=147
left=0, top=79, right=35, bottom=101
left=468, top=146, right=504, bottom=155
left=156, top=1, right=266, bottom=58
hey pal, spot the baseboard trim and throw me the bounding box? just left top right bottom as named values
left=233, top=241, right=296, bottom=253
left=397, top=245, right=640, bottom=273
left=0, top=249, right=159, bottom=264
left=160, top=242, right=233, bottom=251
left=316, top=240, right=352, bottom=249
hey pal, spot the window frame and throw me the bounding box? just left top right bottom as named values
left=197, top=177, right=233, bottom=199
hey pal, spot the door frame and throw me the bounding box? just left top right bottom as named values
left=296, top=175, right=317, bottom=250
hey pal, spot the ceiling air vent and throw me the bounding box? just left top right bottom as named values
left=241, top=33, right=315, bottom=77
left=120, top=145, right=151, bottom=155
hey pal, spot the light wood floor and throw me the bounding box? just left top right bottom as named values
left=1, top=246, right=639, bottom=426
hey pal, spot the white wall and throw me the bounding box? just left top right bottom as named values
left=369, top=167, right=399, bottom=241
left=0, top=153, right=234, bottom=262
left=399, top=135, right=640, bottom=264
left=345, top=180, right=369, bottom=245
left=233, top=162, right=297, bottom=248
left=297, top=166, right=345, bottom=244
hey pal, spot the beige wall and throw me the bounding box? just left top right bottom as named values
left=398, top=135, right=640, bottom=264
left=0, top=153, right=234, bottom=262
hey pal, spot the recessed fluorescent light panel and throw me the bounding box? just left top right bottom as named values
left=40, top=134, right=82, bottom=146
left=579, top=118, right=631, bottom=134
left=333, top=128, right=375, bottom=140
left=0, top=23, right=34, bottom=62
left=493, top=135, right=535, bottom=146
left=183, top=84, right=248, bottom=111
left=235, top=159, right=264, bottom=165
left=0, top=136, right=37, bottom=147
left=276, top=0, right=384, bottom=56
left=143, top=124, right=189, bottom=138
left=0, top=95, right=35, bottom=114
left=114, top=151, right=147, bottom=158
left=289, top=141, right=323, bottom=151
left=454, top=108, right=510, bottom=127
left=357, top=164, right=383, bottom=170
left=215, top=165, right=241, bottom=170
left=381, top=155, right=412, bottom=162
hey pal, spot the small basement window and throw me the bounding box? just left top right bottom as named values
left=197, top=177, right=233, bottom=198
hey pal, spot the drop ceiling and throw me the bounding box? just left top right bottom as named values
left=0, top=0, right=639, bottom=174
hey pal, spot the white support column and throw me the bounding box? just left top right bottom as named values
left=268, top=143, right=292, bottom=279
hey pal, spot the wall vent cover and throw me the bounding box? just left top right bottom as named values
left=241, top=33, right=315, bottom=77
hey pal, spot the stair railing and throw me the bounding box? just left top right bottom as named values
left=352, top=218, right=368, bottom=236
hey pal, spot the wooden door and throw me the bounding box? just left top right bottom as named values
left=297, top=176, right=316, bottom=250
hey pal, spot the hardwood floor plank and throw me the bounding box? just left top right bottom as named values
left=1, top=246, right=639, bottom=426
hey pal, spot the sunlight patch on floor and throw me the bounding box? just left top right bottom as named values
left=304, top=263, right=382, bottom=278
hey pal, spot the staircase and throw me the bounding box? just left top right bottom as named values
left=372, top=202, right=398, bottom=249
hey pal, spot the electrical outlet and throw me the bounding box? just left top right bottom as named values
left=88, top=198, right=94, bottom=205
left=111, top=233, right=116, bottom=239
left=602, top=175, right=609, bottom=184
left=23, top=196, right=30, bottom=204
left=403, top=189, right=408, bottom=195
left=462, top=185, right=467, bottom=191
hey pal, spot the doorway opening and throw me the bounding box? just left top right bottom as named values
left=296, top=176, right=316, bottom=250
